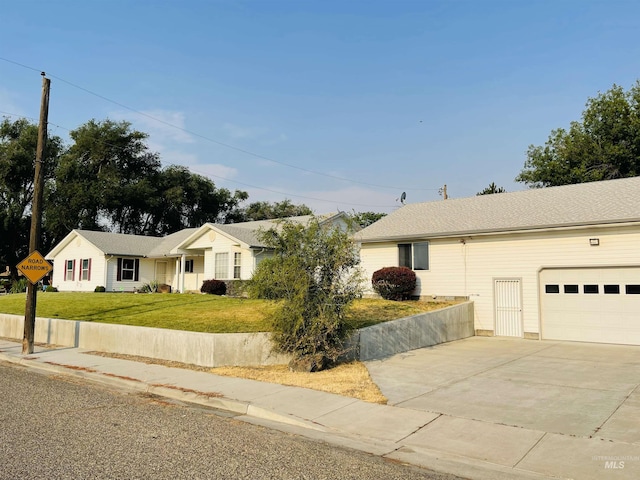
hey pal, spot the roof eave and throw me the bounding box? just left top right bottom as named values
left=358, top=219, right=640, bottom=243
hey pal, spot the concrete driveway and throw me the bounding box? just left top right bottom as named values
left=365, top=336, right=640, bottom=443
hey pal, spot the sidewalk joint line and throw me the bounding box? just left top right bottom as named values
left=513, top=432, right=547, bottom=469
left=395, top=414, right=442, bottom=443
left=591, top=382, right=640, bottom=438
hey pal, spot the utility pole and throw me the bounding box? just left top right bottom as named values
left=23, top=73, right=50, bottom=354
left=439, top=184, right=448, bottom=200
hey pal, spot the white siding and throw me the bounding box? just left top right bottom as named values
left=50, top=236, right=105, bottom=292
left=360, top=225, right=640, bottom=336
left=182, top=257, right=205, bottom=291
left=105, top=258, right=155, bottom=293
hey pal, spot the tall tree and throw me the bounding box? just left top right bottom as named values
left=517, top=82, right=640, bottom=187
left=144, top=165, right=248, bottom=235
left=351, top=211, right=386, bottom=228
left=47, top=119, right=248, bottom=239
left=233, top=199, right=313, bottom=222
left=47, top=119, right=161, bottom=238
left=477, top=182, right=506, bottom=195
left=0, top=118, right=63, bottom=274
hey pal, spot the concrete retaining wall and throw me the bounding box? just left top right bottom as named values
left=0, top=313, right=289, bottom=367
left=357, top=301, right=475, bottom=361
left=0, top=302, right=474, bottom=366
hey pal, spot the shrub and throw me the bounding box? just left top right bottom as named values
left=248, top=217, right=363, bottom=370
left=201, top=279, right=227, bottom=295
left=225, top=280, right=248, bottom=298
left=45, top=285, right=58, bottom=292
left=10, top=278, right=28, bottom=294
left=138, top=280, right=159, bottom=293
left=94, top=286, right=106, bottom=292
left=372, top=266, right=417, bottom=300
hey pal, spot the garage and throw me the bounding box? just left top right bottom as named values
left=540, top=267, right=640, bottom=345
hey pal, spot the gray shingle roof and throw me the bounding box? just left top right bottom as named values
left=66, top=213, right=346, bottom=257
left=357, top=177, right=640, bottom=242
left=75, top=230, right=165, bottom=256
left=148, top=228, right=199, bottom=256
left=214, top=214, right=343, bottom=248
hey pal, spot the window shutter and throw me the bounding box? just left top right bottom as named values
left=72, top=260, right=76, bottom=281
left=78, top=259, right=82, bottom=282
left=134, top=259, right=140, bottom=281
left=88, top=258, right=92, bottom=281
left=65, top=259, right=68, bottom=281
left=117, top=258, right=122, bottom=281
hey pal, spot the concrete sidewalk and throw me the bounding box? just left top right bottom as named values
left=1, top=338, right=638, bottom=480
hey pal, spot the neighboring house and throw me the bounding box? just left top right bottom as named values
left=46, top=213, right=349, bottom=294
left=356, top=176, right=640, bottom=346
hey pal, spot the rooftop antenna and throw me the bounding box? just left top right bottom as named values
left=396, top=191, right=406, bottom=205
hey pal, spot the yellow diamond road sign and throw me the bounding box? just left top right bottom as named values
left=17, top=250, right=53, bottom=285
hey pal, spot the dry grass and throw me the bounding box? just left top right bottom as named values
left=88, top=351, right=387, bottom=404
left=211, top=362, right=387, bottom=404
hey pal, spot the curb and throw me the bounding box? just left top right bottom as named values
left=0, top=350, right=327, bottom=433
left=0, top=348, right=563, bottom=480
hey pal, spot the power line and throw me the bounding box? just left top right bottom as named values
left=0, top=56, right=440, bottom=193
left=0, top=110, right=397, bottom=209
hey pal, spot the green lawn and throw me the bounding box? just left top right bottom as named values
left=0, top=292, right=458, bottom=333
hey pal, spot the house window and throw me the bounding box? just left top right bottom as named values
left=121, top=259, right=135, bottom=280
left=81, top=259, right=91, bottom=281
left=184, top=259, right=194, bottom=273
left=117, top=258, right=139, bottom=282
left=215, top=253, right=229, bottom=279
left=398, top=242, right=429, bottom=270
left=584, top=284, right=599, bottom=294
left=234, top=253, right=241, bottom=279
left=65, top=259, right=75, bottom=281
left=626, top=285, right=640, bottom=295
left=604, top=284, right=620, bottom=294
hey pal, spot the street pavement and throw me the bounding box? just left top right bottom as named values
left=2, top=336, right=640, bottom=479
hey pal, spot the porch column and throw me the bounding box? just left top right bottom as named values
left=180, top=254, right=186, bottom=293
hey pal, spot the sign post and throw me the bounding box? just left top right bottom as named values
left=22, top=74, right=50, bottom=354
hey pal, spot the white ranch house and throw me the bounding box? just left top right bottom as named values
left=46, top=213, right=348, bottom=293
left=356, top=176, right=640, bottom=346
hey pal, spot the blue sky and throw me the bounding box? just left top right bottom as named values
left=1, top=0, right=639, bottom=213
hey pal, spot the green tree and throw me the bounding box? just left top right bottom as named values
left=233, top=199, right=312, bottom=222
left=0, top=118, right=64, bottom=274
left=476, top=182, right=506, bottom=195
left=351, top=211, right=386, bottom=228
left=517, top=82, right=640, bottom=187
left=248, top=217, right=363, bottom=371
left=145, top=165, right=248, bottom=234
left=47, top=119, right=161, bottom=237
left=47, top=119, right=248, bottom=239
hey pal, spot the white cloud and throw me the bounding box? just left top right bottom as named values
left=189, top=163, right=238, bottom=181
left=0, top=88, right=27, bottom=120
left=111, top=109, right=194, bottom=144
left=237, top=185, right=399, bottom=214
left=222, top=122, right=266, bottom=140
left=221, top=122, right=288, bottom=147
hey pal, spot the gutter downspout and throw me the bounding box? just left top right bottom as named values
left=180, top=254, right=186, bottom=293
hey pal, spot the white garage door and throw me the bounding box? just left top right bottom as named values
left=540, top=267, right=640, bottom=345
